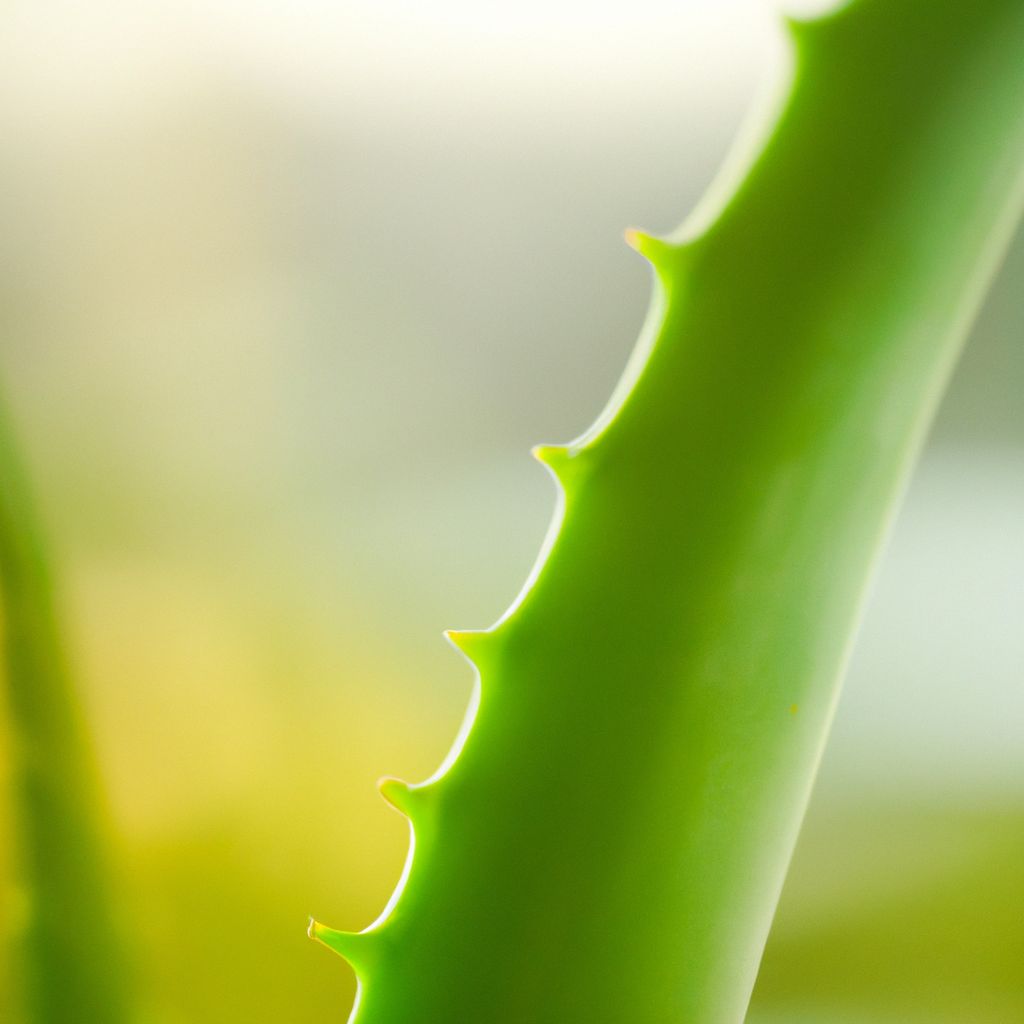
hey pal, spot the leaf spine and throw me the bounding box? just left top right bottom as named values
left=377, top=776, right=419, bottom=818
left=307, top=918, right=376, bottom=974
left=623, top=227, right=677, bottom=274
left=530, top=443, right=580, bottom=483
left=443, top=628, right=495, bottom=668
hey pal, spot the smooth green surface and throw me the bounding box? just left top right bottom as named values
left=0, top=399, right=129, bottom=1023
left=312, top=0, right=1024, bottom=1019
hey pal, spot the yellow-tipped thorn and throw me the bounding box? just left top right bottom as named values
left=531, top=443, right=574, bottom=476
left=623, top=227, right=673, bottom=266
left=378, top=776, right=417, bottom=817
left=307, top=918, right=370, bottom=970
left=444, top=628, right=492, bottom=665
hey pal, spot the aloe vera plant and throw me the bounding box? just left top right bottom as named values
left=310, top=0, right=1024, bottom=1021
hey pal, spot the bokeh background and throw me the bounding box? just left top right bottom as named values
left=1, top=1, right=1021, bottom=1021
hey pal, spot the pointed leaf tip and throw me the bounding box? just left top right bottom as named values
left=623, top=228, right=673, bottom=266
left=308, top=919, right=369, bottom=969
left=531, top=443, right=573, bottom=476
left=378, top=776, right=417, bottom=816
left=444, top=628, right=493, bottom=664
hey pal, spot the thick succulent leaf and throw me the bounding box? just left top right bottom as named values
left=313, top=0, right=1024, bottom=1020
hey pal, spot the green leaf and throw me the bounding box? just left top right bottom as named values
left=313, top=0, right=1024, bottom=1020
left=0, top=399, right=130, bottom=1023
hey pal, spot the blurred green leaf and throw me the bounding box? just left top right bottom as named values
left=0, top=397, right=130, bottom=1023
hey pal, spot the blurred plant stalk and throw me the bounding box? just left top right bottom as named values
left=0, top=397, right=129, bottom=1023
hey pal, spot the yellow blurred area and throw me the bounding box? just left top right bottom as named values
left=1, top=1, right=1021, bottom=1020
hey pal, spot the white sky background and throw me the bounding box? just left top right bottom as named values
left=1, top=1, right=840, bottom=130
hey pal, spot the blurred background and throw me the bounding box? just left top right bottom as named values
left=0, top=0, right=1020, bottom=1021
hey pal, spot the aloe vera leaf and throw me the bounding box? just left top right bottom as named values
left=0, top=399, right=129, bottom=1023
left=312, top=0, right=1024, bottom=1020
